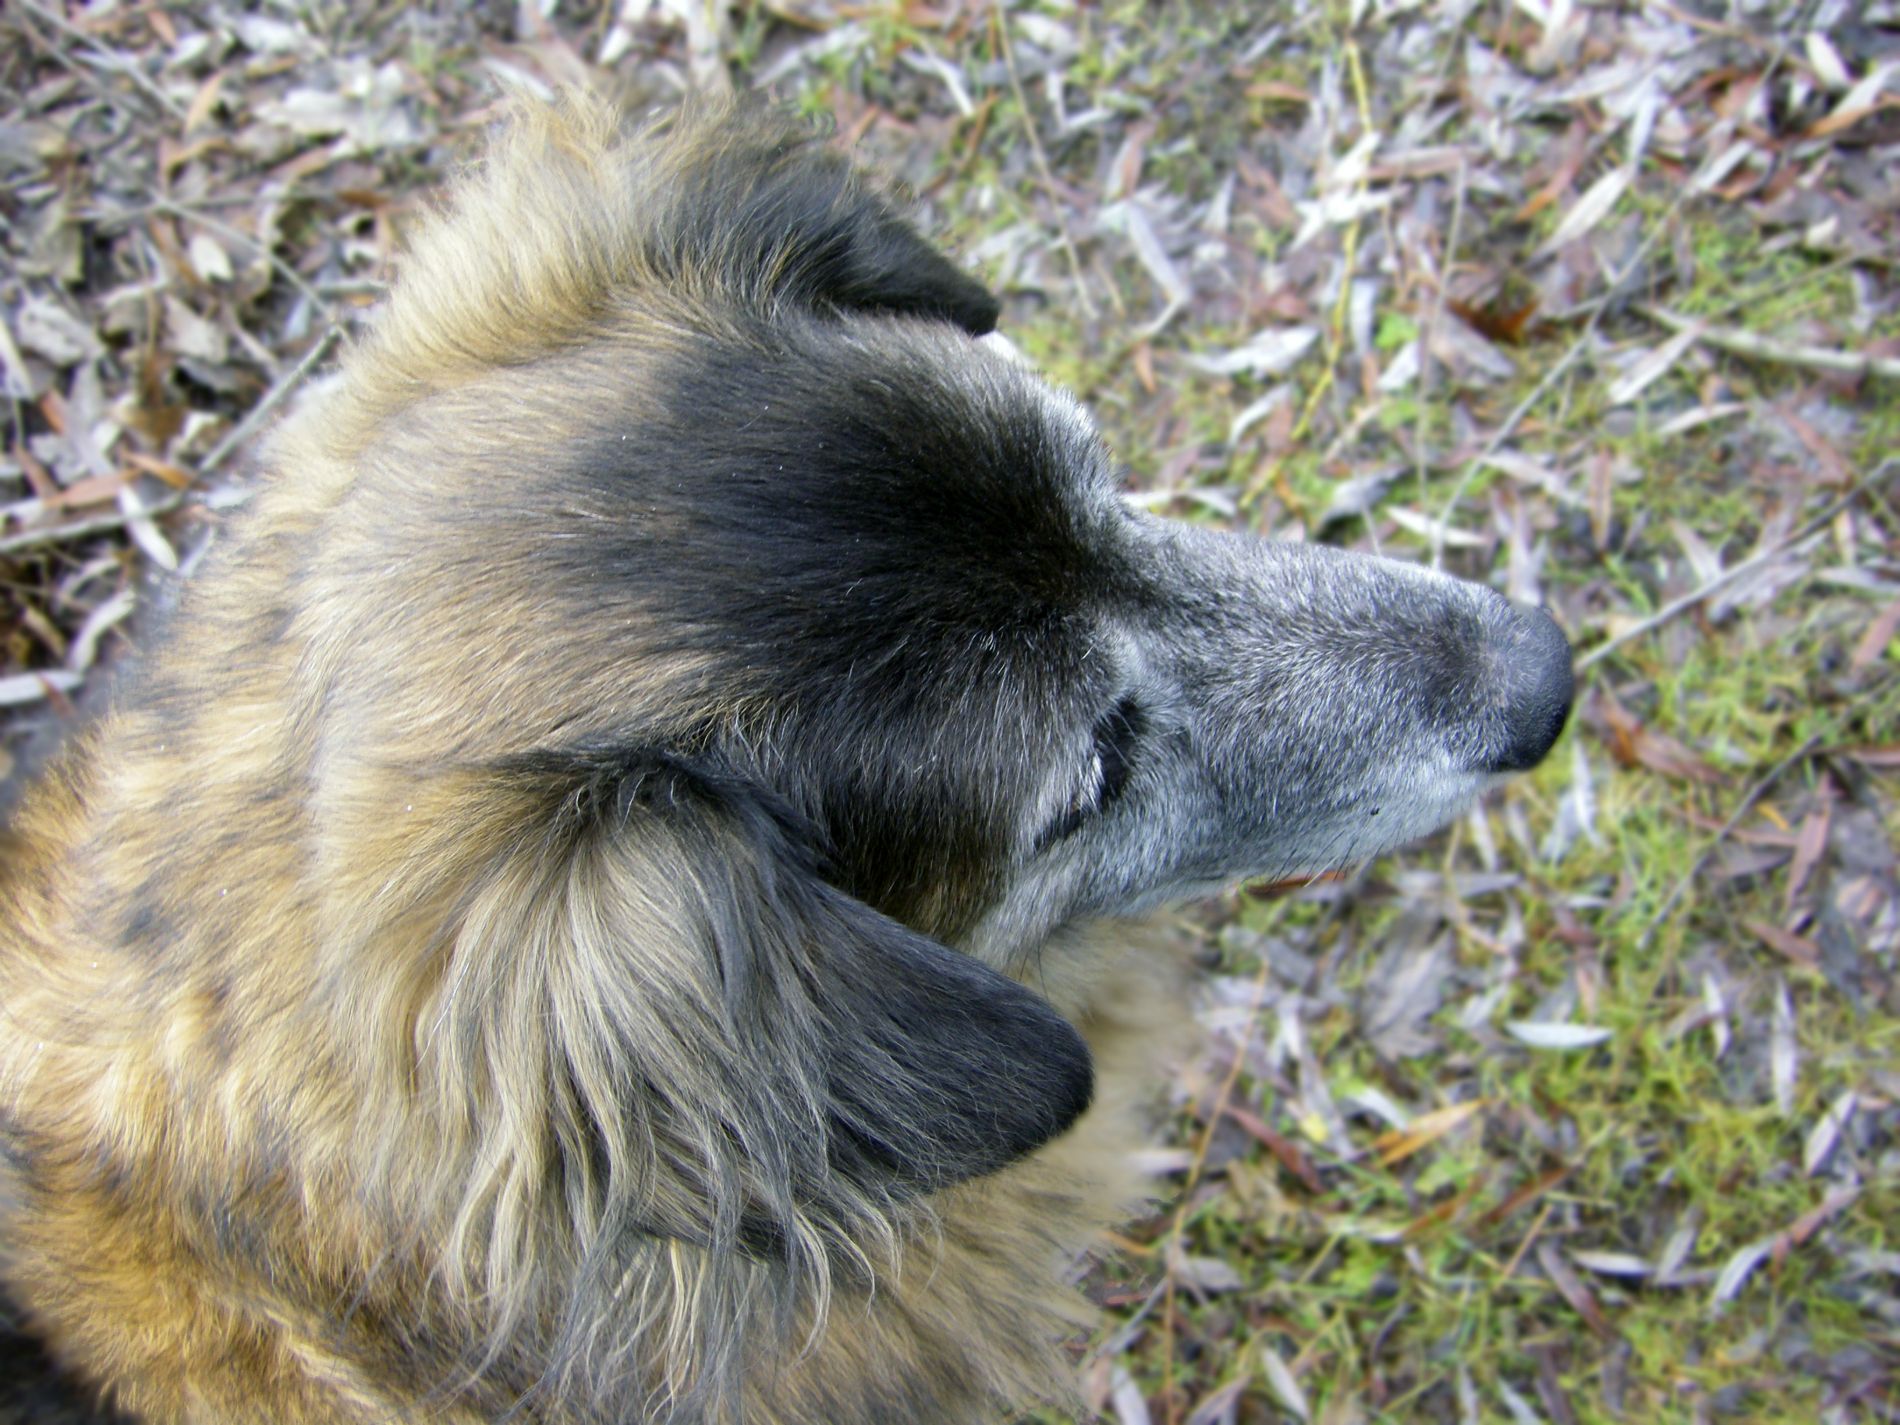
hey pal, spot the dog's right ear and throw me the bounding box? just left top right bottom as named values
left=359, top=94, right=999, bottom=394
left=654, top=110, right=1002, bottom=335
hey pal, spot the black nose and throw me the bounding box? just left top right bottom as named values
left=1486, top=602, right=1573, bottom=773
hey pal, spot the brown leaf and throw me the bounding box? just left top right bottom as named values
left=1481, top=1162, right=1572, bottom=1226
left=12, top=442, right=58, bottom=501
left=1401, top=1177, right=1486, bottom=1240
left=184, top=70, right=228, bottom=137
left=38, top=469, right=131, bottom=511
left=123, top=453, right=193, bottom=490
left=1538, top=1241, right=1616, bottom=1339
left=1245, top=80, right=1311, bottom=106
left=1222, top=1103, right=1323, bottom=1193
left=1590, top=687, right=1723, bottom=784
left=1447, top=294, right=1540, bottom=346
left=1775, top=403, right=1853, bottom=487
left=1375, top=1099, right=1485, bottom=1167
left=1807, top=93, right=1900, bottom=141
left=1784, top=794, right=1832, bottom=913
left=1132, top=342, right=1156, bottom=395
left=1744, top=919, right=1821, bottom=969
left=1850, top=599, right=1900, bottom=673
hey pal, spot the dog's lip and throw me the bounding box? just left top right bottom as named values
left=1243, top=869, right=1350, bottom=900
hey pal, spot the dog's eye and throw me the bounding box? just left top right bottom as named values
left=1090, top=698, right=1141, bottom=807
left=1050, top=698, right=1143, bottom=842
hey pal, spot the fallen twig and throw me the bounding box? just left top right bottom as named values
left=1577, top=461, right=1893, bottom=672
left=0, top=495, right=185, bottom=557
left=197, top=325, right=343, bottom=476
left=991, top=2, right=1097, bottom=323
left=1639, top=304, right=1900, bottom=382
left=1415, top=158, right=1468, bottom=521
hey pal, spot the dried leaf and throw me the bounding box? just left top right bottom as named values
left=1541, top=739, right=1597, bottom=862
left=15, top=299, right=101, bottom=366
left=1802, top=1090, right=1857, bottom=1177
left=1537, top=1240, right=1615, bottom=1338
left=1850, top=599, right=1900, bottom=672
left=118, top=484, right=178, bottom=572
left=1744, top=919, right=1820, bottom=968
left=1427, top=312, right=1518, bottom=382
left=1669, top=519, right=1724, bottom=585
left=1569, top=1250, right=1652, bottom=1278
left=1187, top=327, right=1318, bottom=378
left=163, top=296, right=228, bottom=366
left=1592, top=687, right=1723, bottom=784
left=1702, top=972, right=1730, bottom=1059
left=1709, top=1237, right=1775, bottom=1310
left=1223, top=1103, right=1323, bottom=1192
left=1787, top=1183, right=1860, bottom=1245
left=67, top=588, right=135, bottom=673
left=1104, top=201, right=1189, bottom=309
left=897, top=48, right=975, bottom=119
left=1784, top=795, right=1832, bottom=912
left=1771, top=977, right=1798, bottom=1115
left=1654, top=1208, right=1702, bottom=1285
left=1358, top=934, right=1452, bottom=1059
left=0, top=670, right=84, bottom=706
left=1447, top=295, right=1540, bottom=346
left=1504, top=1021, right=1613, bottom=1050
left=1607, top=324, right=1701, bottom=406
left=1375, top=1099, right=1485, bottom=1166
left=1805, top=33, right=1853, bottom=91
left=1810, top=63, right=1899, bottom=139
left=1494, top=1375, right=1545, bottom=1425
left=1168, top=1246, right=1245, bottom=1295
left=1260, top=1344, right=1311, bottom=1423
left=1185, top=1380, right=1248, bottom=1425
left=1385, top=505, right=1487, bottom=549
left=1228, top=388, right=1294, bottom=446
left=1536, top=167, right=1629, bottom=254
left=1110, top=1364, right=1152, bottom=1425
left=187, top=232, right=234, bottom=285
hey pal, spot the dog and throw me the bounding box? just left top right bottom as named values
left=0, top=95, right=1572, bottom=1423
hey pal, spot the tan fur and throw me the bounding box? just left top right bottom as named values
left=0, top=96, right=1190, bottom=1423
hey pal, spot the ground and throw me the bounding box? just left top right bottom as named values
left=1, top=2, right=1895, bottom=1423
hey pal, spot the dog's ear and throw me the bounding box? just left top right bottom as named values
left=657, top=114, right=1002, bottom=335
left=419, top=751, right=1089, bottom=1271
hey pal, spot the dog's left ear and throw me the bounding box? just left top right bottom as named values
left=655, top=765, right=1093, bottom=1199
left=774, top=856, right=1095, bottom=1196
left=415, top=752, right=1090, bottom=1264
left=660, top=115, right=1002, bottom=335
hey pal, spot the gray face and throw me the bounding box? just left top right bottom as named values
left=909, top=362, right=1576, bottom=963
left=976, top=510, right=1570, bottom=959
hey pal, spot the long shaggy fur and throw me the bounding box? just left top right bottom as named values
left=0, top=94, right=1570, bottom=1423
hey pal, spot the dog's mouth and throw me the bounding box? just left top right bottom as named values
left=1243, top=869, right=1350, bottom=900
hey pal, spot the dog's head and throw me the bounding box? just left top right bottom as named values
left=220, top=94, right=1570, bottom=1398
